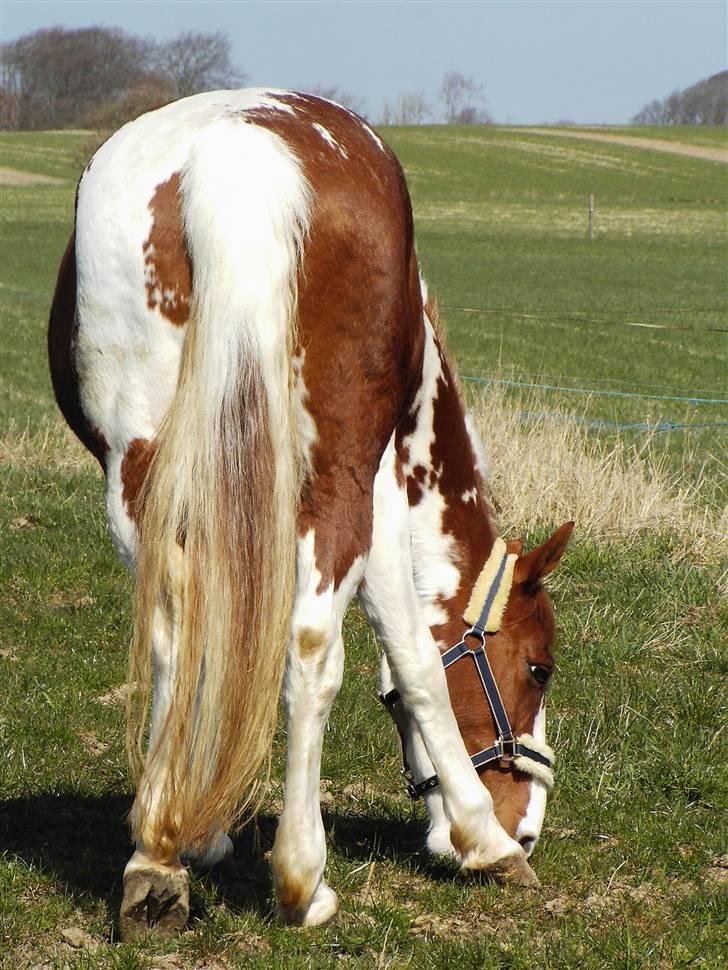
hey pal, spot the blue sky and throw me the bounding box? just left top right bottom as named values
left=1, top=1, right=726, bottom=124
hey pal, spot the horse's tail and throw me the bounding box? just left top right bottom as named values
left=129, top=120, right=311, bottom=859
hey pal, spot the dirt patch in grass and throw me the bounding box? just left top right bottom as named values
left=515, top=128, right=728, bottom=163
left=0, top=166, right=66, bottom=186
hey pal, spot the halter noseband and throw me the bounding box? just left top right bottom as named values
left=379, top=538, right=555, bottom=798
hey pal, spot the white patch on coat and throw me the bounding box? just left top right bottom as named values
left=464, top=411, right=490, bottom=483
left=104, top=449, right=142, bottom=570
left=312, top=122, right=348, bottom=158
left=397, top=316, right=461, bottom=629
left=515, top=702, right=549, bottom=856
left=362, top=122, right=386, bottom=153
left=461, top=487, right=478, bottom=504
left=292, top=349, right=318, bottom=476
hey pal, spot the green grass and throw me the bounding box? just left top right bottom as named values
left=384, top=125, right=728, bottom=485
left=1, top=126, right=726, bottom=968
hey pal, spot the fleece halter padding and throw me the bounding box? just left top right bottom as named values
left=463, top=536, right=517, bottom=633
left=379, top=536, right=555, bottom=797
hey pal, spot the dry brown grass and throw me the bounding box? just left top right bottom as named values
left=0, top=417, right=95, bottom=471
left=3, top=402, right=724, bottom=567
left=473, top=385, right=725, bottom=561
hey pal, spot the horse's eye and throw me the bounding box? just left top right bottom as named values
left=528, top=663, right=552, bottom=687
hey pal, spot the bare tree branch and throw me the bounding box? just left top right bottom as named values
left=440, top=72, right=491, bottom=124
left=381, top=91, right=430, bottom=125
left=151, top=31, right=244, bottom=99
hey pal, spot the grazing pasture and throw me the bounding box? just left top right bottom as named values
left=1, top=124, right=726, bottom=968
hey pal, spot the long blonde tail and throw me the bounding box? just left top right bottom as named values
left=128, top=120, right=311, bottom=859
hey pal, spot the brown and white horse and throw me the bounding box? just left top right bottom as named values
left=48, top=89, right=572, bottom=938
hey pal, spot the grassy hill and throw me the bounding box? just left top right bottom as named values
left=1, top=126, right=726, bottom=968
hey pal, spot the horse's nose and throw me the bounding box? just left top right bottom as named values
left=519, top=835, right=538, bottom=857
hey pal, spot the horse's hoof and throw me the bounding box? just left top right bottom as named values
left=470, top=851, right=541, bottom=888
left=277, top=881, right=339, bottom=927
left=300, top=882, right=340, bottom=927
left=119, top=858, right=190, bottom=940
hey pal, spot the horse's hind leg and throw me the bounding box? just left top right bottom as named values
left=271, top=528, right=364, bottom=926
left=101, top=447, right=193, bottom=940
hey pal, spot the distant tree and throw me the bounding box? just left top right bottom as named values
left=631, top=71, right=727, bottom=125
left=381, top=91, right=430, bottom=125
left=631, top=98, right=669, bottom=125
left=151, top=31, right=244, bottom=99
left=308, top=84, right=367, bottom=119
left=0, top=27, right=151, bottom=129
left=440, top=71, right=491, bottom=124
left=81, top=75, right=176, bottom=130
left=0, top=27, right=246, bottom=130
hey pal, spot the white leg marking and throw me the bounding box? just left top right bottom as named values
left=272, top=531, right=365, bottom=925
left=378, top=655, right=456, bottom=858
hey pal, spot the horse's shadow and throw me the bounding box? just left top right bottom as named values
left=0, top=791, right=450, bottom=932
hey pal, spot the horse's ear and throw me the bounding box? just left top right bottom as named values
left=515, top=521, right=574, bottom=588
left=506, top=537, right=524, bottom=556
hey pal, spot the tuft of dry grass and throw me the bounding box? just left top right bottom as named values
left=473, top=385, right=725, bottom=561
left=0, top=417, right=95, bottom=471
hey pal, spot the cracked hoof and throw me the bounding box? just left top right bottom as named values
left=120, top=858, right=190, bottom=941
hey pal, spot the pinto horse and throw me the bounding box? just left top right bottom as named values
left=48, top=89, right=572, bottom=939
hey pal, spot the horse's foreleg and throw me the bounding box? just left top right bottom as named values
left=378, top=654, right=455, bottom=858
left=361, top=441, right=536, bottom=884
left=271, top=530, right=362, bottom=926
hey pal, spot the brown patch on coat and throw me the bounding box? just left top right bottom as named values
left=297, top=627, right=327, bottom=658
left=121, top=437, right=156, bottom=522
left=142, top=173, right=191, bottom=326
left=47, top=233, right=108, bottom=467
left=244, top=94, right=424, bottom=590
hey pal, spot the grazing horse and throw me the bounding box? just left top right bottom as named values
left=48, top=89, right=573, bottom=939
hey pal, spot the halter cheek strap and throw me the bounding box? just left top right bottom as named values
left=379, top=538, right=555, bottom=797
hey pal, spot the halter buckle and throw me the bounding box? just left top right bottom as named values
left=497, top=736, right=517, bottom=764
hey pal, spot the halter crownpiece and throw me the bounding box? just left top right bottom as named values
left=380, top=536, right=555, bottom=797
left=463, top=536, right=517, bottom=633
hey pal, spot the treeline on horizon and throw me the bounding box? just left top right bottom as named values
left=1, top=25, right=726, bottom=132
left=631, top=71, right=728, bottom=126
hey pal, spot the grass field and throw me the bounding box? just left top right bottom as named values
left=1, top=124, right=726, bottom=969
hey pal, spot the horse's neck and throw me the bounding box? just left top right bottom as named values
left=396, top=316, right=497, bottom=641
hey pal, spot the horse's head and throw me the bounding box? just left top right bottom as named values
left=443, top=522, right=573, bottom=856
left=381, top=520, right=574, bottom=862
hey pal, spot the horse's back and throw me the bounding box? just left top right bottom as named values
left=51, top=89, right=423, bottom=471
